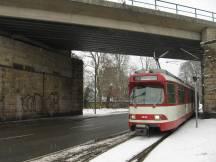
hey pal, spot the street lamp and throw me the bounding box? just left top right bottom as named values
left=190, top=62, right=199, bottom=128
left=94, top=63, right=97, bottom=114
left=192, top=75, right=199, bottom=128
left=178, top=47, right=200, bottom=128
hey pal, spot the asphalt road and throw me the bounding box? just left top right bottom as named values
left=0, top=113, right=128, bottom=162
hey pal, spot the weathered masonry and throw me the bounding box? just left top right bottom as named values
left=0, top=35, right=83, bottom=121
left=202, top=28, right=216, bottom=114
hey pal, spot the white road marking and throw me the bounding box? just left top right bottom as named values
left=0, top=133, right=34, bottom=141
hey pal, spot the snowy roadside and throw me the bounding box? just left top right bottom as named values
left=90, top=118, right=216, bottom=162
left=144, top=118, right=216, bottom=162
left=0, top=108, right=128, bottom=125
left=83, top=108, right=128, bottom=116
left=90, top=135, right=164, bottom=162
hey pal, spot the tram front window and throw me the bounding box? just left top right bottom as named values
left=130, top=86, right=164, bottom=105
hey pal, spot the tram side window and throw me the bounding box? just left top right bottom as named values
left=167, top=83, right=176, bottom=104
left=191, top=90, right=195, bottom=103
left=178, top=85, right=185, bottom=104
left=187, top=90, right=190, bottom=102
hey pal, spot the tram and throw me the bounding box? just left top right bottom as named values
left=128, top=69, right=195, bottom=132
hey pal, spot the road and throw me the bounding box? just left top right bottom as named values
left=0, top=113, right=128, bottom=162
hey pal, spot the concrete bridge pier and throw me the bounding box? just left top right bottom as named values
left=0, top=35, right=83, bottom=121
left=202, top=28, right=216, bottom=115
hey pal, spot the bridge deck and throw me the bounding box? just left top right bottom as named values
left=0, top=0, right=215, bottom=59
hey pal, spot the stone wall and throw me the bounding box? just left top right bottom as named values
left=202, top=28, right=216, bottom=113
left=0, top=35, right=83, bottom=121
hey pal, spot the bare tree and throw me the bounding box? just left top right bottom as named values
left=179, top=61, right=202, bottom=103
left=73, top=51, right=130, bottom=109
left=85, top=52, right=111, bottom=108
left=139, top=56, right=157, bottom=70
left=117, top=0, right=126, bottom=4
left=73, top=51, right=111, bottom=109
left=113, top=54, right=129, bottom=100
left=179, top=61, right=201, bottom=86
left=92, top=54, right=130, bottom=105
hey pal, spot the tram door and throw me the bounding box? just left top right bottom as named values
left=178, top=85, right=187, bottom=114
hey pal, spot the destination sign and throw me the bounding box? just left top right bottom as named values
left=135, top=76, right=157, bottom=81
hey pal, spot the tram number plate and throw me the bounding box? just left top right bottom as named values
left=136, top=124, right=147, bottom=128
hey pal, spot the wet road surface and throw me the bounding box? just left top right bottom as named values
left=0, top=114, right=128, bottom=162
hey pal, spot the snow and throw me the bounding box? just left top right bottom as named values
left=83, top=108, right=128, bottom=116
left=29, top=133, right=132, bottom=162
left=199, top=104, right=203, bottom=113
left=0, top=108, right=128, bottom=125
left=90, top=136, right=162, bottom=162
left=145, top=119, right=216, bottom=162
left=90, top=118, right=216, bottom=162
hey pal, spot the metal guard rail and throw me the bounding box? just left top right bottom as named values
left=121, top=0, right=215, bottom=22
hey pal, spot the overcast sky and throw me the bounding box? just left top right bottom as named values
left=164, top=0, right=216, bottom=12
left=111, top=0, right=216, bottom=12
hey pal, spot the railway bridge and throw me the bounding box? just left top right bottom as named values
left=0, top=0, right=216, bottom=120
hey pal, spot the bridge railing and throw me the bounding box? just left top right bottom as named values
left=114, top=0, right=216, bottom=22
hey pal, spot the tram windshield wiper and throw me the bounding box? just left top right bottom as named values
left=133, top=92, right=146, bottom=99
left=131, top=92, right=146, bottom=105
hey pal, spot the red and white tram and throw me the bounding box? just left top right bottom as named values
left=128, top=69, right=195, bottom=132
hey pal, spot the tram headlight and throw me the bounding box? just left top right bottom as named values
left=154, top=115, right=160, bottom=120
left=154, top=115, right=168, bottom=120
left=130, top=114, right=136, bottom=120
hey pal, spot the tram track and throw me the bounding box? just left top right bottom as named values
left=128, top=132, right=172, bottom=162
left=127, top=119, right=191, bottom=162
left=27, top=131, right=135, bottom=162
left=27, top=129, right=172, bottom=162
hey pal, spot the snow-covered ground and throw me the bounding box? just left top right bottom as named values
left=145, top=119, right=216, bottom=162
left=90, top=135, right=162, bottom=162
left=0, top=108, right=128, bottom=125
left=83, top=108, right=128, bottom=116
left=90, top=118, right=216, bottom=162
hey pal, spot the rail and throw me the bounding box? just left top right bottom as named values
left=128, top=131, right=172, bottom=162
left=113, top=0, right=216, bottom=22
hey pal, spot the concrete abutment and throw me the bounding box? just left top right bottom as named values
left=0, top=35, right=83, bottom=121
left=202, top=28, right=216, bottom=114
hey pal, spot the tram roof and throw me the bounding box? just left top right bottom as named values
left=134, top=69, right=194, bottom=90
